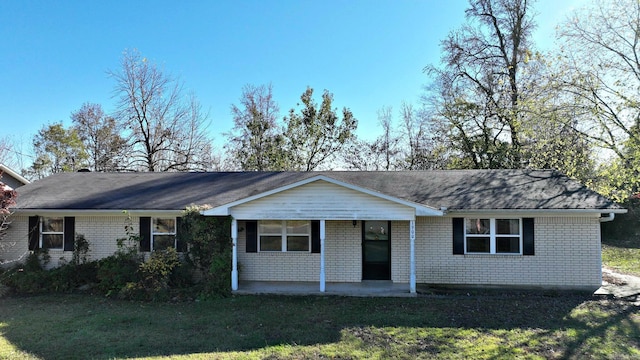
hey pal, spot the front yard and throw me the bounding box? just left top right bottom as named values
left=0, top=293, right=638, bottom=359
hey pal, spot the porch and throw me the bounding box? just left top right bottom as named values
left=201, top=176, right=445, bottom=295
left=234, top=280, right=417, bottom=297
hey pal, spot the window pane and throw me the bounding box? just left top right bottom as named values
left=43, top=234, right=63, bottom=249
left=286, top=221, right=310, bottom=234
left=260, top=236, right=282, bottom=251
left=364, top=221, right=389, bottom=241
left=465, top=219, right=490, bottom=234
left=496, top=219, right=519, bottom=235
left=466, top=237, right=490, bottom=253
left=287, top=236, right=309, bottom=251
left=154, top=235, right=175, bottom=251
left=364, top=241, right=389, bottom=262
left=259, top=221, right=282, bottom=234
left=43, top=217, right=64, bottom=232
left=154, top=218, right=175, bottom=233
left=496, top=237, right=520, bottom=253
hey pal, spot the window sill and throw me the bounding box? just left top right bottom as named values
left=255, top=251, right=314, bottom=255
left=463, top=253, right=523, bottom=258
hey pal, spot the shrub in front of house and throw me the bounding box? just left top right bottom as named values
left=118, top=248, right=181, bottom=301
left=179, top=209, right=232, bottom=299
left=0, top=214, right=232, bottom=301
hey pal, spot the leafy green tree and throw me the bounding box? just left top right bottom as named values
left=27, top=123, right=88, bottom=179
left=71, top=102, right=128, bottom=172
left=284, top=87, right=358, bottom=171
left=225, top=84, right=290, bottom=171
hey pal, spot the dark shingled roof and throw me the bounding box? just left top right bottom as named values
left=13, top=170, right=623, bottom=212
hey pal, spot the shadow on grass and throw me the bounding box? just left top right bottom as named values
left=0, top=293, right=638, bottom=359
left=561, top=300, right=640, bottom=359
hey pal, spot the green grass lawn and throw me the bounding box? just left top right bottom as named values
left=602, top=235, right=640, bottom=277
left=0, top=293, right=638, bottom=359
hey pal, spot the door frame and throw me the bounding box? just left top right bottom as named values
left=361, top=220, right=391, bottom=280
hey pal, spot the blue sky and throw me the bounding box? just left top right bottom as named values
left=0, top=0, right=583, bottom=166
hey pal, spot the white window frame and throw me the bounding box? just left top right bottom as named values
left=464, top=218, right=522, bottom=255
left=151, top=217, right=177, bottom=251
left=40, top=217, right=64, bottom=250
left=258, top=220, right=311, bottom=252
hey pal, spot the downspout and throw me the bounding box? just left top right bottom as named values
left=599, top=213, right=615, bottom=223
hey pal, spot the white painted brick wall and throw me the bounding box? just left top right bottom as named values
left=391, top=221, right=409, bottom=283
left=0, top=215, right=30, bottom=266
left=75, top=215, right=139, bottom=261
left=4, top=214, right=603, bottom=289
left=1, top=215, right=138, bottom=269
left=415, top=216, right=602, bottom=289
left=238, top=220, right=362, bottom=282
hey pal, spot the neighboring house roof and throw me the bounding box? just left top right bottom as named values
left=0, top=164, right=29, bottom=190
left=12, top=170, right=624, bottom=214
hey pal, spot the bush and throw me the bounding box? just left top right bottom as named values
left=48, top=262, right=98, bottom=292
left=1, top=213, right=233, bottom=301
left=96, top=252, right=141, bottom=296
left=0, top=252, right=49, bottom=294
left=199, top=252, right=232, bottom=299
left=179, top=208, right=232, bottom=299
left=0, top=249, right=100, bottom=294
left=119, top=248, right=180, bottom=301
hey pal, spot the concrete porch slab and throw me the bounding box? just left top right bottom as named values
left=234, top=281, right=416, bottom=297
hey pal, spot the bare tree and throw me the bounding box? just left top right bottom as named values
left=554, top=0, right=640, bottom=200
left=425, top=0, right=536, bottom=168
left=399, top=103, right=446, bottom=170
left=0, top=136, right=24, bottom=171
left=109, top=49, right=214, bottom=171
left=557, top=0, right=640, bottom=157
left=0, top=173, right=17, bottom=257
left=375, top=107, right=401, bottom=170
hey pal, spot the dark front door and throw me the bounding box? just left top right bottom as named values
left=362, top=221, right=391, bottom=280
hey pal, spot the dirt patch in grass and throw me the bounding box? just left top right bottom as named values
left=603, top=272, right=628, bottom=286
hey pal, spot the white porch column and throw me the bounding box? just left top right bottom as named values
left=409, top=219, right=416, bottom=294
left=320, top=219, right=326, bottom=292
left=231, top=218, right=238, bottom=291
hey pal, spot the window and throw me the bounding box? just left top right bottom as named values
left=41, top=217, right=64, bottom=249
left=152, top=217, right=176, bottom=251
left=258, top=220, right=310, bottom=252
left=465, top=218, right=521, bottom=254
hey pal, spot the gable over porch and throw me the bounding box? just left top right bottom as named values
left=202, top=175, right=443, bottom=294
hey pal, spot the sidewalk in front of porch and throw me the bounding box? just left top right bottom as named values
left=234, top=281, right=416, bottom=297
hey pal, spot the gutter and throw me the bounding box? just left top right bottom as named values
left=599, top=213, right=616, bottom=223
